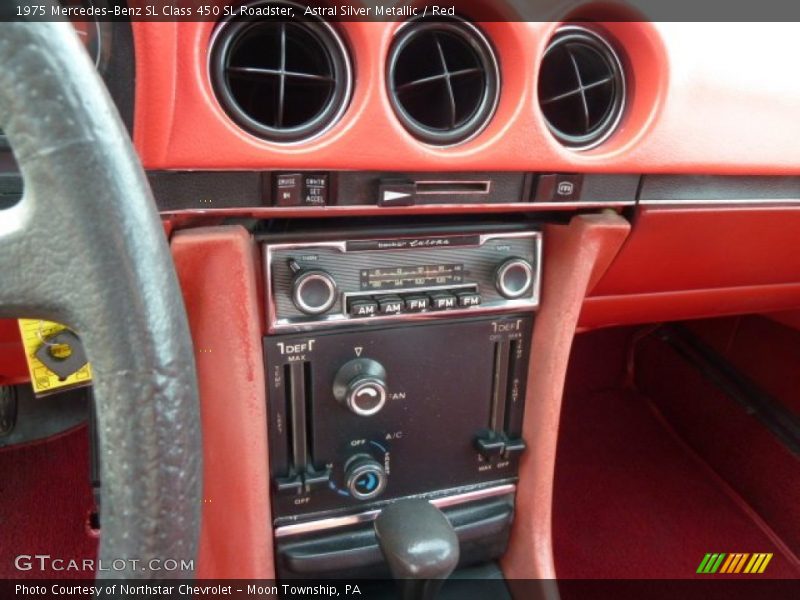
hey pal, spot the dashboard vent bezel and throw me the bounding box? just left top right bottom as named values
left=386, top=17, right=500, bottom=146
left=209, top=1, right=352, bottom=144
left=538, top=25, right=626, bottom=151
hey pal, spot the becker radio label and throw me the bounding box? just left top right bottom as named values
left=346, top=235, right=481, bottom=251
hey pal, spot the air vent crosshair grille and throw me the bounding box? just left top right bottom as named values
left=210, top=1, right=352, bottom=143
left=538, top=26, right=625, bottom=150
left=387, top=18, right=499, bottom=145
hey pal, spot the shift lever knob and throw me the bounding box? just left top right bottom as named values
left=374, top=498, right=460, bottom=600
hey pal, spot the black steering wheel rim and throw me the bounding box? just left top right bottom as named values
left=0, top=20, right=202, bottom=578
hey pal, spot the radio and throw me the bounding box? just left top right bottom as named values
left=264, top=231, right=541, bottom=332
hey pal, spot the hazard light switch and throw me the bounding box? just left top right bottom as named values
left=533, top=173, right=583, bottom=202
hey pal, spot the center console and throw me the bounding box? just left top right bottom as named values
left=262, top=227, right=541, bottom=578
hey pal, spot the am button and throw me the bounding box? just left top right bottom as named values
left=378, top=296, right=404, bottom=315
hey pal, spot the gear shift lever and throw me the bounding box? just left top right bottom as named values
left=374, top=498, right=460, bottom=600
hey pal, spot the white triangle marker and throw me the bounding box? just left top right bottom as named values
left=354, top=347, right=363, bottom=357
left=383, top=190, right=411, bottom=201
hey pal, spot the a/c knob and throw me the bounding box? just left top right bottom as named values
left=333, top=358, right=388, bottom=417
left=345, top=455, right=388, bottom=500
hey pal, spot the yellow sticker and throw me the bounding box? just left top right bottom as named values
left=17, top=319, right=92, bottom=396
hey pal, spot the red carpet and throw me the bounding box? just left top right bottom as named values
left=0, top=426, right=97, bottom=579
left=685, top=315, right=800, bottom=415
left=554, top=328, right=800, bottom=579
left=635, top=329, right=800, bottom=559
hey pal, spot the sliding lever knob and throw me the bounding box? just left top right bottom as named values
left=333, top=358, right=388, bottom=417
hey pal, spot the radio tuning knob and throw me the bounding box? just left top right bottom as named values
left=345, top=454, right=388, bottom=500
left=289, top=259, right=338, bottom=315
left=333, top=358, right=388, bottom=417
left=495, top=257, right=534, bottom=299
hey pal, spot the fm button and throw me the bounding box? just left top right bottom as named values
left=430, top=292, right=457, bottom=310
left=404, top=295, right=429, bottom=312
left=457, top=291, right=481, bottom=307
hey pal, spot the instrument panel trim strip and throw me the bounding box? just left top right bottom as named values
left=273, top=483, right=517, bottom=538
left=160, top=201, right=635, bottom=216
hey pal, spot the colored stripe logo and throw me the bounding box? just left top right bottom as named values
left=697, top=552, right=773, bottom=574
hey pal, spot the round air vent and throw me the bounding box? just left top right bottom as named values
left=538, top=26, right=625, bottom=150
left=210, top=1, right=352, bottom=143
left=387, top=18, right=499, bottom=145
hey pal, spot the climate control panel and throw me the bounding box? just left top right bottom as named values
left=264, top=315, right=532, bottom=524
left=264, top=231, right=541, bottom=332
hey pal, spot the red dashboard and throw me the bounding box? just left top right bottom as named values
left=128, top=18, right=800, bottom=331
left=132, top=19, right=800, bottom=174
left=2, top=18, right=800, bottom=387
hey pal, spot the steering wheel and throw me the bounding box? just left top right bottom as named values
left=0, top=21, right=202, bottom=578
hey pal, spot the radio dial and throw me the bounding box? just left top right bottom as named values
left=495, top=258, right=534, bottom=299
left=345, top=455, right=388, bottom=500
left=291, top=268, right=338, bottom=315
left=333, top=358, right=388, bottom=417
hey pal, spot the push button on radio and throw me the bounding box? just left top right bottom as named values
left=457, top=291, right=482, bottom=308
left=430, top=292, right=457, bottom=310
left=378, top=296, right=404, bottom=315
left=403, top=295, right=429, bottom=312
left=349, top=299, right=378, bottom=317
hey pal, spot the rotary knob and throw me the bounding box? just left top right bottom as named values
left=345, top=455, right=388, bottom=500
left=290, top=264, right=338, bottom=315
left=333, top=358, right=388, bottom=417
left=495, top=257, right=534, bottom=299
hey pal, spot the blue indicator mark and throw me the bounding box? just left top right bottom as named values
left=357, top=472, right=378, bottom=492
left=330, top=479, right=351, bottom=497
